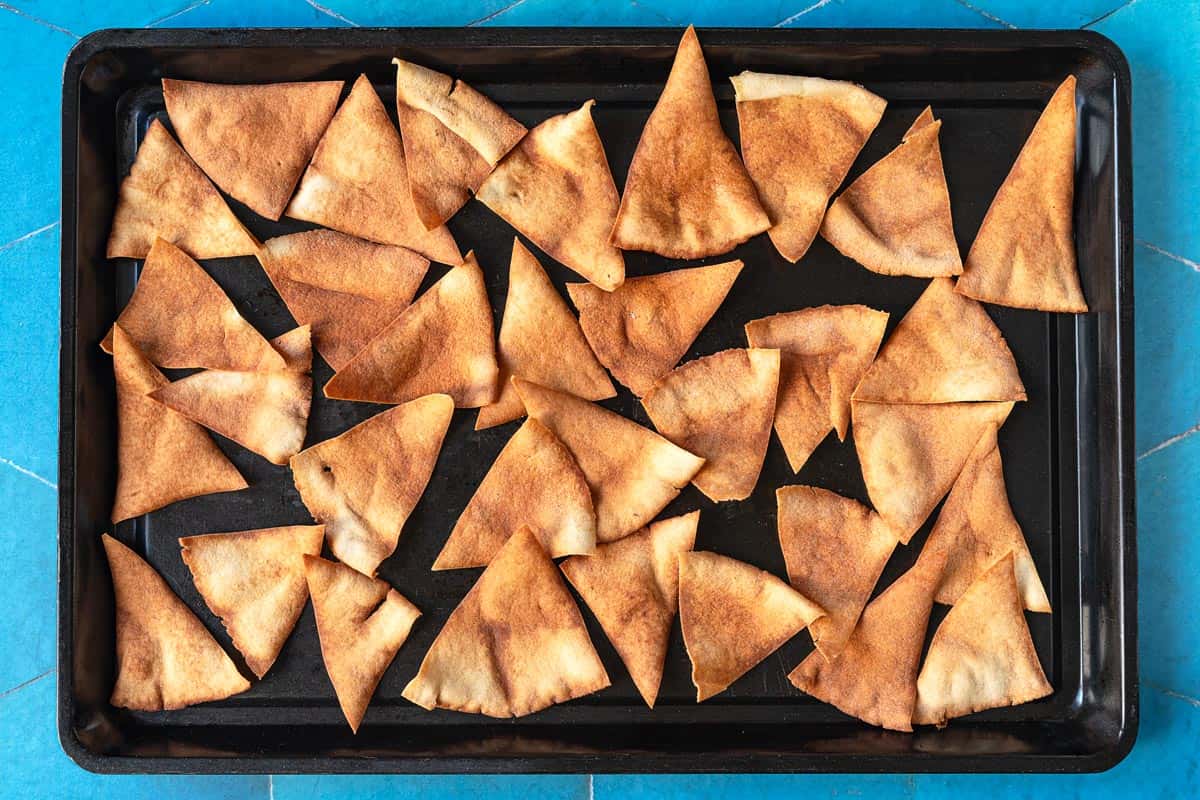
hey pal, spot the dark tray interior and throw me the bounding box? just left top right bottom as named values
left=59, top=28, right=1135, bottom=773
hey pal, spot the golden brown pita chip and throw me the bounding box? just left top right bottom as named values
left=476, top=239, right=615, bottom=431
left=285, top=74, right=461, bottom=265
left=111, top=325, right=247, bottom=523
left=568, top=260, right=743, bottom=396
left=267, top=325, right=312, bottom=373
left=515, top=378, right=704, bottom=543
left=476, top=102, right=625, bottom=290
left=906, top=106, right=936, bottom=138
left=291, top=394, right=454, bottom=576
left=162, top=78, right=343, bottom=221
left=776, top=485, right=899, bottom=660
left=958, top=76, right=1087, bottom=312
left=435, top=418, right=595, bottom=570
left=403, top=527, right=610, bottom=717
left=304, top=555, right=420, bottom=732
left=731, top=71, right=886, bottom=263
left=102, top=533, right=250, bottom=710
left=745, top=305, right=888, bottom=472
left=324, top=253, right=498, bottom=407
left=106, top=119, right=257, bottom=260
left=853, top=277, right=1025, bottom=404
left=610, top=27, right=769, bottom=258
left=853, top=399, right=1015, bottom=543
left=179, top=524, right=325, bottom=678
left=641, top=348, right=780, bottom=502
left=680, top=550, right=824, bottom=702
left=257, top=229, right=429, bottom=370
left=561, top=512, right=698, bottom=707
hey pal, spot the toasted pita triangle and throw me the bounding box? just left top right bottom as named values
left=267, top=325, right=312, bottom=372
left=776, top=485, right=899, bottom=660
left=731, top=71, right=886, bottom=263
left=680, top=550, right=824, bottom=702
left=106, top=119, right=257, bottom=260
left=324, top=253, right=498, bottom=407
left=150, top=369, right=312, bottom=466
left=515, top=378, right=704, bottom=543
left=304, top=555, right=420, bottom=732
left=854, top=277, right=1025, bottom=404
left=403, top=527, right=610, bottom=717
left=958, top=76, right=1087, bottom=312
left=257, top=230, right=429, bottom=370
left=477, top=101, right=625, bottom=290
left=642, top=348, right=780, bottom=502
left=163, top=79, right=343, bottom=220
left=568, top=260, right=743, bottom=396
left=102, top=534, right=250, bottom=710
left=179, top=525, right=325, bottom=678
left=111, top=326, right=247, bottom=522
left=561, top=511, right=698, bottom=707
left=789, top=546, right=946, bottom=732
left=291, top=394, right=454, bottom=576
left=906, top=106, right=936, bottom=138
left=610, top=27, right=770, bottom=259
left=913, top=553, right=1052, bottom=726
left=852, top=400, right=1015, bottom=543
left=435, top=418, right=595, bottom=569
left=745, top=305, right=888, bottom=472
left=476, top=239, right=615, bottom=431
left=285, top=74, right=461, bottom=265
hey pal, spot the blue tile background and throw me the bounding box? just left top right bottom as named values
left=3, top=0, right=1195, bottom=796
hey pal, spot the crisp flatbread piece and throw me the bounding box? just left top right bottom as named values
left=268, top=325, right=313, bottom=373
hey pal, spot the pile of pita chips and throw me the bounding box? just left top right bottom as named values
left=641, top=348, right=780, bottom=502
left=821, top=107, right=962, bottom=277
left=102, top=534, right=250, bottom=710
left=305, top=555, right=421, bottom=732
left=180, top=524, right=325, bottom=678
left=292, top=394, right=454, bottom=576
left=958, top=76, right=1088, bottom=312
left=568, top=260, right=743, bottom=396
left=731, top=71, right=886, bottom=262
left=745, top=305, right=888, bottom=472
left=610, top=27, right=769, bottom=258
left=403, top=527, right=610, bottom=717
left=515, top=378, right=704, bottom=543
left=476, top=239, right=615, bottom=431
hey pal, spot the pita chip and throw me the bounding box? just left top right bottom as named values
left=641, top=348, right=780, bottom=502
left=776, top=485, right=899, bottom=660
left=561, top=511, right=698, bottom=707
left=745, top=305, right=888, bottom=472
left=111, top=325, right=246, bottom=523
left=107, top=119, right=257, bottom=260
left=852, top=399, right=1015, bottom=543
left=913, top=553, right=1052, bottom=726
left=267, top=325, right=313, bottom=373
left=163, top=78, right=343, bottom=220
left=853, top=277, right=1025, bottom=404
left=324, top=253, right=498, bottom=407
left=610, top=27, right=770, bottom=259
left=568, top=260, right=743, bottom=396
left=102, top=533, right=250, bottom=710
left=305, top=555, right=420, bottom=732
left=476, top=101, right=625, bottom=291
left=435, top=418, right=595, bottom=569
left=958, top=76, right=1087, bottom=312
left=679, top=550, right=824, bottom=702
left=515, top=378, right=704, bottom=543
left=789, top=546, right=946, bottom=732
left=285, top=74, right=461, bottom=265
left=150, top=369, right=312, bottom=466
left=476, top=239, right=615, bottom=431
left=179, top=524, right=325, bottom=678
left=257, top=229, right=429, bottom=370
left=732, top=71, right=886, bottom=262
left=291, top=394, right=454, bottom=576
left=403, top=527, right=610, bottom=717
